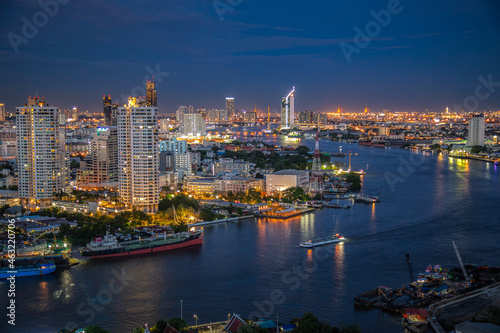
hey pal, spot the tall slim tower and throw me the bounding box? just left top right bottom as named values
left=146, top=79, right=157, bottom=107
left=0, top=103, right=5, bottom=122
left=281, top=87, right=295, bottom=129
left=467, top=114, right=485, bottom=147
left=103, top=95, right=112, bottom=125
left=118, top=97, right=159, bottom=213
left=226, top=97, right=234, bottom=118
left=310, top=130, right=323, bottom=194
left=16, top=97, right=68, bottom=207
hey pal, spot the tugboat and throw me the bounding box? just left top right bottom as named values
left=299, top=234, right=346, bottom=248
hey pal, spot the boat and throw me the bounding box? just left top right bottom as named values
left=0, top=259, right=56, bottom=279
left=80, top=230, right=203, bottom=259
left=287, top=131, right=302, bottom=138
left=299, top=234, right=346, bottom=248
left=355, top=194, right=380, bottom=203
left=358, top=137, right=372, bottom=146
left=402, top=308, right=428, bottom=333
left=371, top=139, right=387, bottom=148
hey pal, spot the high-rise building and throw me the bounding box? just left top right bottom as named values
left=176, top=106, right=187, bottom=123
left=103, top=95, right=112, bottom=126
left=146, top=80, right=157, bottom=107
left=182, top=113, right=206, bottom=137
left=159, top=139, right=187, bottom=154
left=281, top=87, right=295, bottom=129
left=0, top=103, right=5, bottom=122
left=226, top=97, right=234, bottom=118
left=118, top=97, right=159, bottom=213
left=77, top=126, right=118, bottom=185
left=298, top=110, right=313, bottom=124
left=467, top=114, right=485, bottom=147
left=16, top=97, right=68, bottom=207
left=71, top=106, right=78, bottom=121
left=188, top=105, right=194, bottom=114
left=313, top=112, right=327, bottom=126
left=244, top=111, right=257, bottom=123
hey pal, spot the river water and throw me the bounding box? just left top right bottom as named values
left=2, top=127, right=499, bottom=333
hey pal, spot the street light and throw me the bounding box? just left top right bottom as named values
left=181, top=300, right=183, bottom=320
left=194, top=314, right=198, bottom=326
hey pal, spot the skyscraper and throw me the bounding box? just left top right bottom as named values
left=146, top=80, right=157, bottom=107
left=176, top=106, right=187, bottom=123
left=77, top=126, right=118, bottom=186
left=0, top=103, right=5, bottom=122
left=103, top=95, right=112, bottom=125
left=71, top=106, right=78, bottom=121
left=16, top=97, right=68, bottom=207
left=226, top=97, right=234, bottom=118
left=118, top=97, right=159, bottom=213
left=467, top=114, right=485, bottom=147
left=182, top=113, right=206, bottom=137
left=281, top=87, right=295, bottom=129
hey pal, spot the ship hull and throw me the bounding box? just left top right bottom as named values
left=0, top=263, right=56, bottom=279
left=82, top=237, right=203, bottom=259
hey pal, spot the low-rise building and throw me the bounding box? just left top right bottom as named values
left=265, top=169, right=309, bottom=194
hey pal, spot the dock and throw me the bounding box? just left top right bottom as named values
left=189, top=215, right=255, bottom=227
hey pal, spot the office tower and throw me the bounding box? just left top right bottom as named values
left=77, top=126, right=118, bottom=185
left=313, top=113, right=327, bottom=126
left=298, top=110, right=313, bottom=124
left=118, top=97, right=159, bottom=213
left=146, top=80, right=157, bottom=107
left=226, top=97, right=234, bottom=118
left=176, top=106, right=187, bottom=123
left=71, top=106, right=78, bottom=121
left=0, top=103, right=5, bottom=122
left=188, top=105, right=194, bottom=114
left=218, top=108, right=228, bottom=122
left=467, top=114, right=485, bottom=147
left=244, top=111, right=257, bottom=123
left=16, top=97, right=67, bottom=207
left=281, top=87, right=295, bottom=129
left=103, top=95, right=112, bottom=126
left=182, top=113, right=206, bottom=137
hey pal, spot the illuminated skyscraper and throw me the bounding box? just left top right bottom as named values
left=0, top=103, right=5, bottom=122
left=71, top=106, right=78, bottom=121
left=118, top=97, right=159, bottom=213
left=182, top=113, right=206, bottom=137
left=467, top=114, right=485, bottom=147
left=146, top=79, right=157, bottom=107
left=281, top=87, right=295, bottom=129
left=103, top=95, right=112, bottom=125
left=16, top=97, right=68, bottom=207
left=226, top=97, right=234, bottom=118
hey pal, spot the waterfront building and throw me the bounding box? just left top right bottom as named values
left=281, top=87, right=295, bottom=129
left=226, top=97, right=235, bottom=118
left=212, top=158, right=254, bottom=176
left=16, top=97, right=68, bottom=207
left=265, top=169, right=309, bottom=194
left=0, top=103, right=5, bottom=122
left=77, top=126, right=118, bottom=186
left=467, top=114, right=485, bottom=146
left=182, top=113, right=206, bottom=137
left=184, top=176, right=215, bottom=195
left=118, top=97, right=159, bottom=213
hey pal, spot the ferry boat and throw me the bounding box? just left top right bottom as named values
left=355, top=194, right=380, bottom=203
left=0, top=259, right=56, bottom=279
left=81, top=230, right=203, bottom=259
left=299, top=234, right=346, bottom=248
left=287, top=131, right=302, bottom=138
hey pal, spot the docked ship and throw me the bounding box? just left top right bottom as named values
left=0, top=259, right=56, bottom=279
left=371, top=138, right=387, bottom=148
left=358, top=137, right=372, bottom=146
left=81, top=230, right=203, bottom=259
left=299, top=234, right=346, bottom=248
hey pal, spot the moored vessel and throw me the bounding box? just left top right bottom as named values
left=0, top=259, right=56, bottom=279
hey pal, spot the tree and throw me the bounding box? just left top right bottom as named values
left=293, top=312, right=334, bottom=333
left=199, top=208, right=216, bottom=222
left=83, top=326, right=108, bottom=333
left=167, top=317, right=188, bottom=331
left=237, top=324, right=268, bottom=333
left=340, top=324, right=362, bottom=333
left=282, top=186, right=309, bottom=202
left=151, top=320, right=167, bottom=333
left=344, top=172, right=362, bottom=192
left=226, top=191, right=236, bottom=202
left=295, top=145, right=310, bottom=156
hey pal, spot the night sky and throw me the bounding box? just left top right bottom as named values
left=1, top=0, right=499, bottom=114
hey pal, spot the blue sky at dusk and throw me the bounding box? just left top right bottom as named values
left=0, top=0, right=499, bottom=114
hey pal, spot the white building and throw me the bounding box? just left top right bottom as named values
left=212, top=158, right=253, bottom=176
left=16, top=97, right=68, bottom=207
left=118, top=97, right=159, bottom=213
left=158, top=138, right=187, bottom=154
left=281, top=87, right=295, bottom=129
left=182, top=113, right=206, bottom=137
left=467, top=114, right=485, bottom=147
left=265, top=169, right=309, bottom=194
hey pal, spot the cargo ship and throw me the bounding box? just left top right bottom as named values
left=81, top=230, right=203, bottom=259
left=0, top=259, right=56, bottom=279
left=358, top=137, right=372, bottom=146
left=299, top=234, right=346, bottom=248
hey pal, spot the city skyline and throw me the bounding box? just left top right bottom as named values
left=1, top=1, right=500, bottom=114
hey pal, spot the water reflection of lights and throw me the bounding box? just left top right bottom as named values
left=334, top=242, right=345, bottom=287
left=370, top=203, right=376, bottom=232
left=300, top=213, right=315, bottom=236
